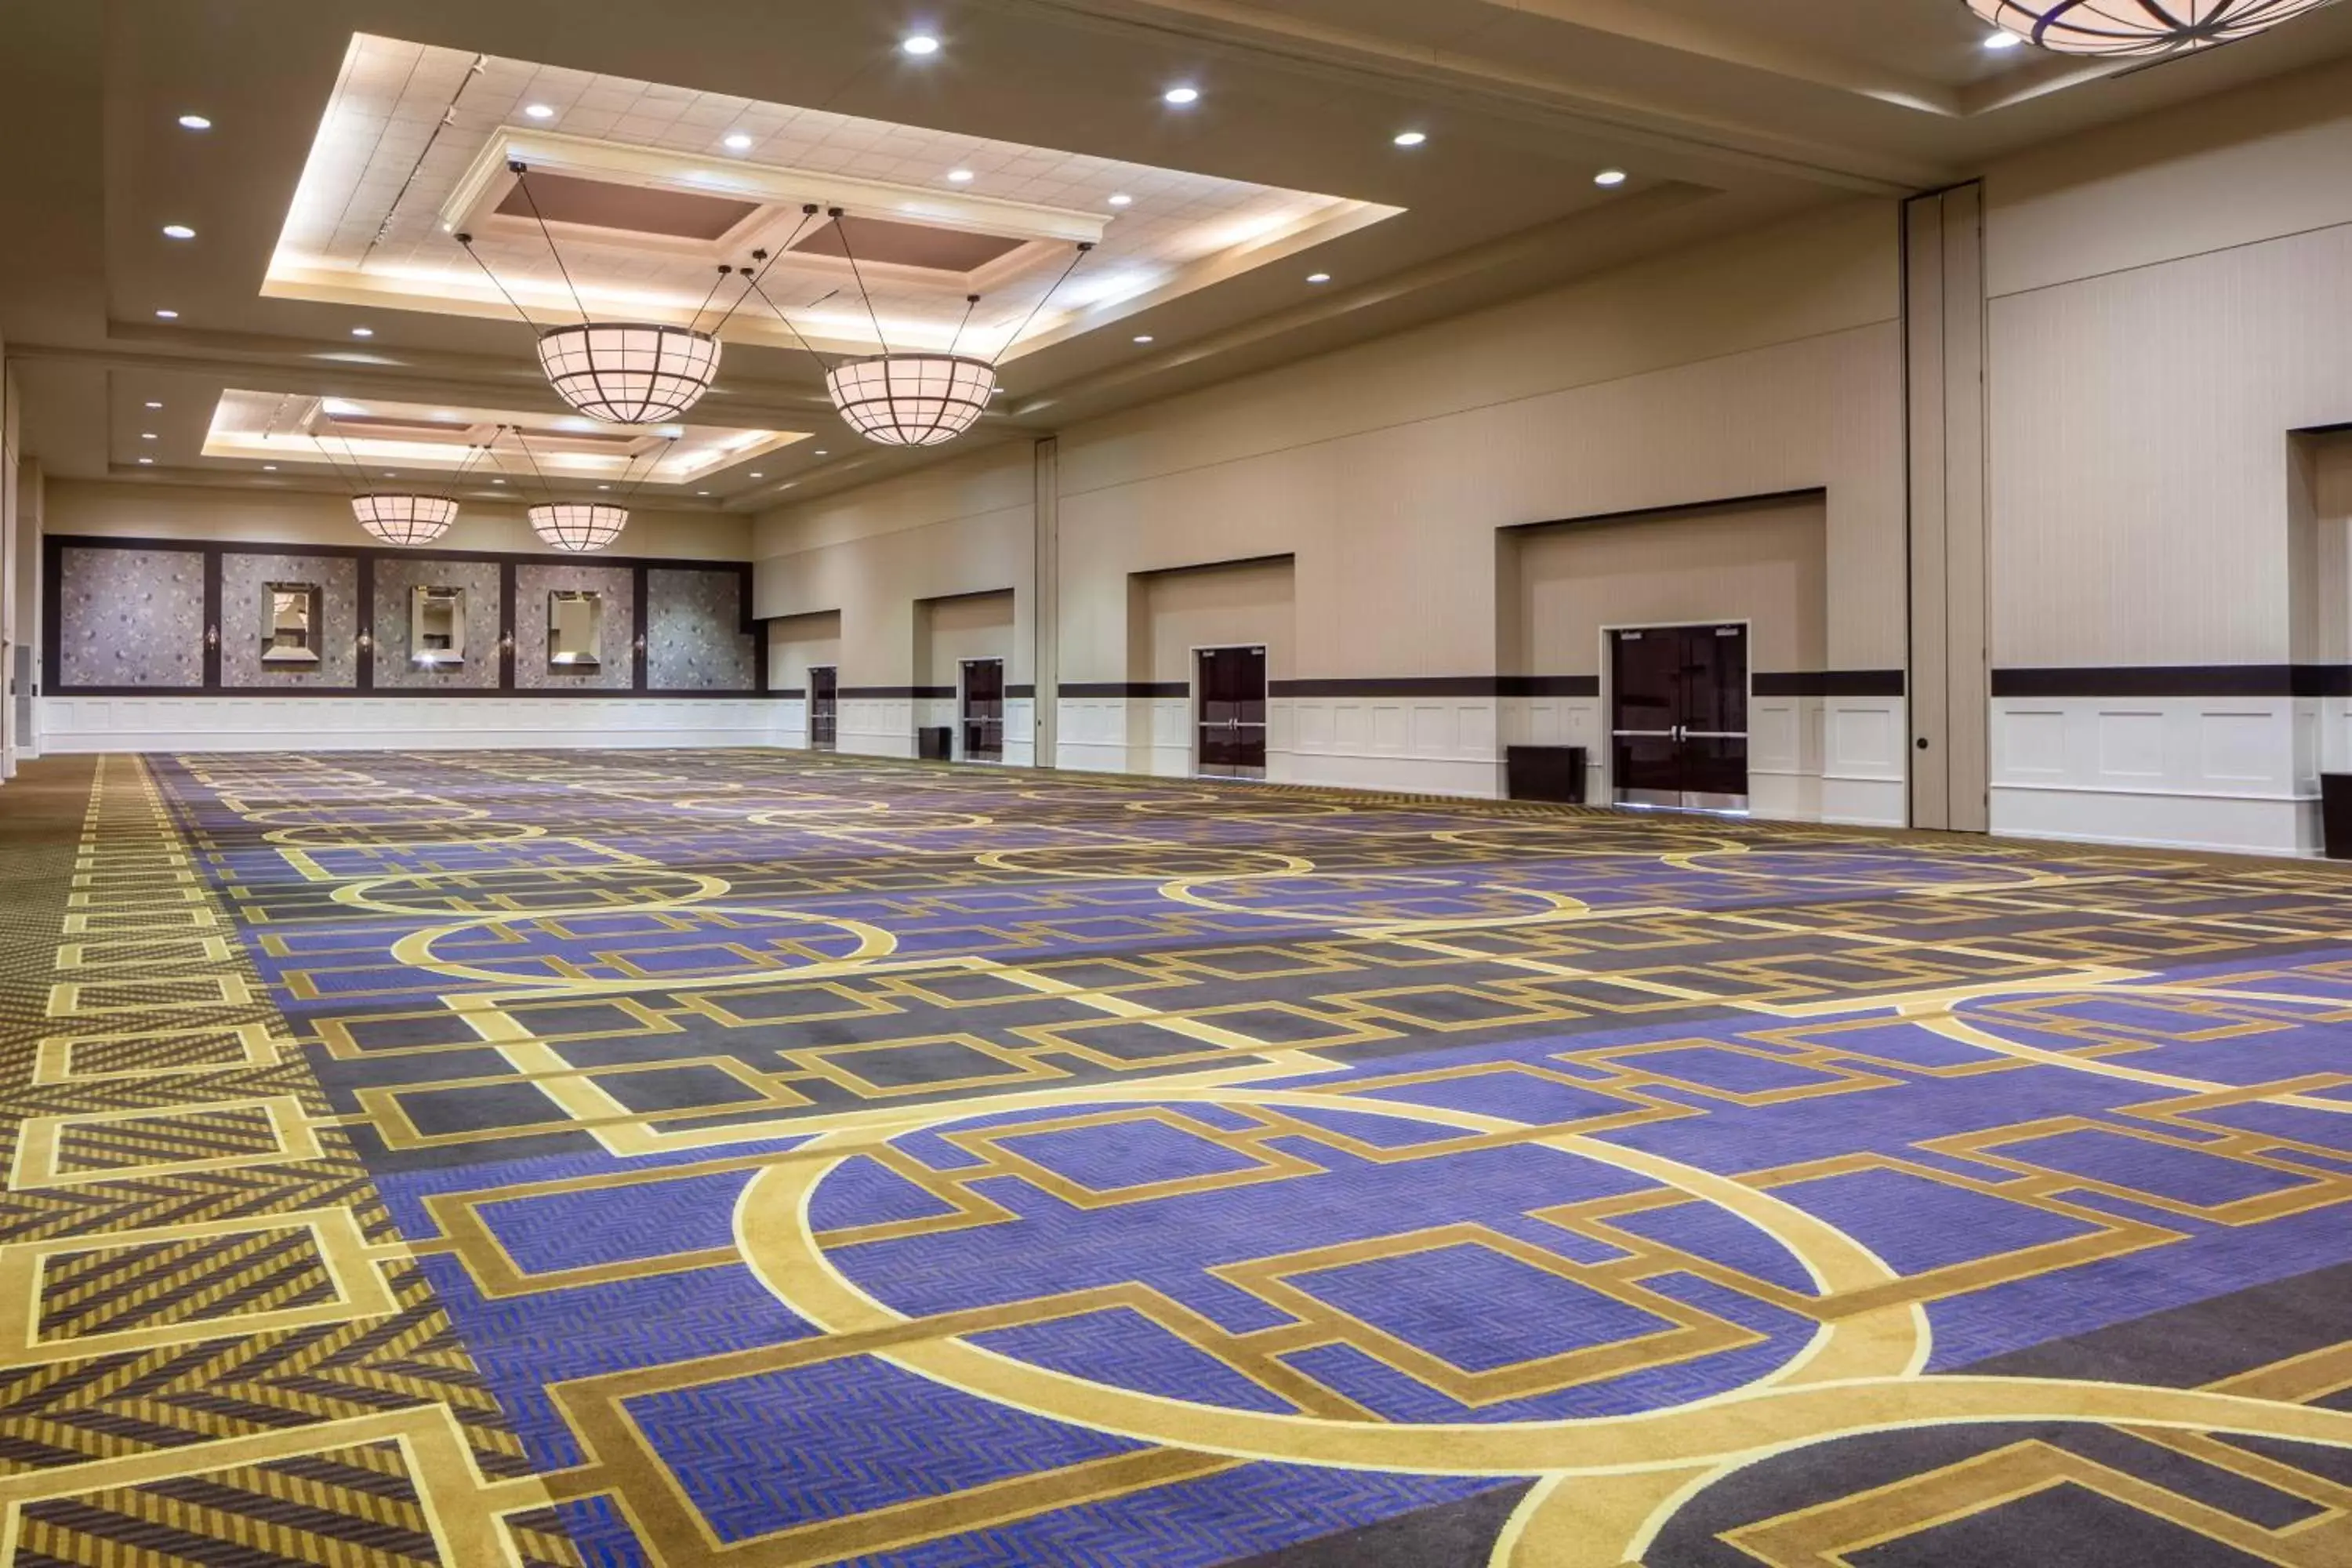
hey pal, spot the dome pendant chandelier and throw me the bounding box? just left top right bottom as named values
left=1965, top=0, right=2338, bottom=55
left=494, top=421, right=676, bottom=554
left=310, top=426, right=483, bottom=547
left=351, top=492, right=461, bottom=546
left=732, top=205, right=1094, bottom=448
left=458, top=162, right=727, bottom=424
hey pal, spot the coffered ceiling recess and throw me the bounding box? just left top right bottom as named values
left=266, top=34, right=1401, bottom=362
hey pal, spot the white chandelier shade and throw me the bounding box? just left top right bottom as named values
left=528, top=503, right=630, bottom=554
left=1964, top=0, right=2336, bottom=54
left=350, top=493, right=458, bottom=546
left=537, top=323, right=721, bottom=424
left=826, top=354, right=997, bottom=447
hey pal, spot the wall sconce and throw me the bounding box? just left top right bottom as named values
left=204, top=625, right=220, bottom=648
left=357, top=631, right=373, bottom=651
left=633, top=633, right=648, bottom=652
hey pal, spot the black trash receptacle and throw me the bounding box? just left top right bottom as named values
left=2322, top=773, right=2352, bottom=859
left=917, top=726, right=953, bottom=761
left=1504, top=745, right=1588, bottom=804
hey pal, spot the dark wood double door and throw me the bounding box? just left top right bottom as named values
left=808, top=666, right=837, bottom=752
left=1196, top=645, right=1267, bottom=779
left=1609, top=623, right=1748, bottom=811
left=960, top=659, right=1004, bottom=763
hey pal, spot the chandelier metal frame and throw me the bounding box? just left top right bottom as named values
left=458, top=162, right=738, bottom=425
left=732, top=205, right=1094, bottom=450
left=309, top=421, right=487, bottom=546
left=1965, top=0, right=2337, bottom=55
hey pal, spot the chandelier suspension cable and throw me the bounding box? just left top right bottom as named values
left=308, top=430, right=368, bottom=492
left=454, top=231, right=543, bottom=329
left=700, top=203, right=822, bottom=340
left=683, top=263, right=745, bottom=337
left=507, top=162, right=592, bottom=321
left=739, top=267, right=834, bottom=369
left=946, top=292, right=980, bottom=358
left=615, top=434, right=678, bottom=507
left=998, top=239, right=1098, bottom=360
left=507, top=422, right=560, bottom=506
left=829, top=207, right=894, bottom=355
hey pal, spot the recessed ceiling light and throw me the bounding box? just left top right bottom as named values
left=697, top=489, right=710, bottom=495
left=177, top=114, right=210, bottom=130
left=154, top=308, right=179, bottom=319
left=1593, top=168, right=1628, bottom=187
left=144, top=400, right=162, bottom=409
left=1107, top=193, right=1132, bottom=207
left=350, top=326, right=373, bottom=337
left=263, top=464, right=277, bottom=471
left=1392, top=130, right=1427, bottom=147
left=524, top=103, right=556, bottom=120
left=1983, top=31, right=2025, bottom=50
left=137, top=457, right=154, bottom=465
left=162, top=223, right=196, bottom=240
left=140, top=432, right=158, bottom=441
left=1163, top=85, right=1200, bottom=106
left=1133, top=334, right=1154, bottom=343
left=598, top=483, right=612, bottom=490
left=1306, top=272, right=1331, bottom=284
left=749, top=471, right=764, bottom=479
left=947, top=169, right=974, bottom=183
left=813, top=449, right=828, bottom=456
left=902, top=33, right=941, bottom=56
left=723, top=132, right=753, bottom=151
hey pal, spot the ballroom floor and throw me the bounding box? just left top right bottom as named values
left=5, top=748, right=2352, bottom=1566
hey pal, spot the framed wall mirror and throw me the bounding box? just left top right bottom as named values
left=262, top=582, right=321, bottom=664
left=411, top=585, right=466, bottom=665
left=547, top=590, right=603, bottom=670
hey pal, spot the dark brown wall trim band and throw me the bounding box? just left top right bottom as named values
left=1267, top=672, right=1904, bottom=699
left=1991, top=666, right=2352, bottom=698
left=1752, top=670, right=1907, bottom=697
left=772, top=687, right=808, bottom=699
left=1006, top=684, right=1036, bottom=699
left=1499, top=486, right=1828, bottom=535
left=1059, top=681, right=1189, bottom=698
left=45, top=688, right=773, bottom=700
left=839, top=685, right=955, bottom=699
left=1270, top=676, right=1601, bottom=698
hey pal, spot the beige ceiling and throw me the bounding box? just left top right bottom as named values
left=6, top=0, right=2351, bottom=510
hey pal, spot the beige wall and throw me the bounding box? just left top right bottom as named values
left=44, top=480, right=751, bottom=562
left=755, top=200, right=1904, bottom=693
left=918, top=590, right=1015, bottom=688
left=1133, top=557, right=1296, bottom=685
left=1985, top=55, right=2352, bottom=668
left=766, top=611, right=841, bottom=694
left=753, top=442, right=1033, bottom=686
left=1503, top=497, right=1828, bottom=678
left=1051, top=201, right=1903, bottom=684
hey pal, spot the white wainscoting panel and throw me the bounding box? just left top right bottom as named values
left=1052, top=698, right=1132, bottom=773
left=1282, top=696, right=1509, bottom=797
left=838, top=698, right=916, bottom=759
left=37, top=696, right=789, bottom=753
left=1002, top=698, right=1036, bottom=768
left=1822, top=695, right=1907, bottom=826
left=1990, top=697, right=2314, bottom=855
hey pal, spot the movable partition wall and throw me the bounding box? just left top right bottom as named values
left=40, top=535, right=772, bottom=753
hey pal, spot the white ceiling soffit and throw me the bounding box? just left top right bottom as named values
left=263, top=34, right=1403, bottom=362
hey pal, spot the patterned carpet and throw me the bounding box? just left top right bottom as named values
left=5, top=747, right=2352, bottom=1566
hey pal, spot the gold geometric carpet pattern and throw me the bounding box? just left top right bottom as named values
left=0, top=756, right=575, bottom=1566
